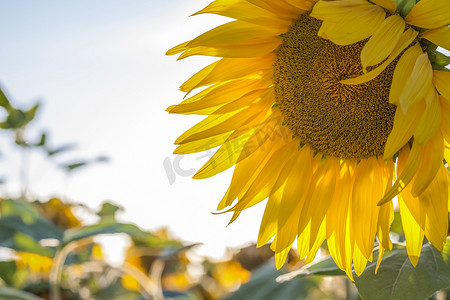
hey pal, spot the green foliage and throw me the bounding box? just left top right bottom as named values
left=295, top=256, right=346, bottom=277
left=0, top=287, right=44, bottom=300
left=0, top=199, right=63, bottom=243
left=0, top=93, right=39, bottom=132
left=225, top=263, right=320, bottom=300
left=59, top=156, right=110, bottom=173
left=63, top=222, right=152, bottom=245
left=426, top=43, right=450, bottom=72
left=0, top=262, right=17, bottom=286
left=0, top=85, right=448, bottom=300
left=394, top=0, right=417, bottom=18
left=354, top=241, right=450, bottom=300
left=97, top=202, right=122, bottom=220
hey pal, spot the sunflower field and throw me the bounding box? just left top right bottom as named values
left=0, top=81, right=447, bottom=299
left=1, top=0, right=450, bottom=299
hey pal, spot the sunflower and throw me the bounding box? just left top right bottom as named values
left=167, top=0, right=450, bottom=279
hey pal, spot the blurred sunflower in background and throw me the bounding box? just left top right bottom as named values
left=167, top=0, right=450, bottom=279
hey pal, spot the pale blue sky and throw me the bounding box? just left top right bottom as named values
left=1, top=1, right=448, bottom=263
left=0, top=0, right=265, bottom=261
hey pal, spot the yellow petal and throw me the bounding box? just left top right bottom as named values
left=247, top=0, right=304, bottom=19
left=230, top=141, right=297, bottom=211
left=389, top=44, right=423, bottom=105
left=297, top=158, right=338, bottom=246
left=361, top=15, right=405, bottom=70
left=220, top=136, right=281, bottom=210
left=397, top=150, right=426, bottom=231
left=212, top=88, right=268, bottom=115
left=399, top=53, right=433, bottom=114
left=193, top=133, right=251, bottom=179
left=178, top=110, right=257, bottom=144
left=318, top=5, right=385, bottom=45
left=326, top=162, right=352, bottom=270
left=276, top=147, right=313, bottom=252
left=406, top=0, right=450, bottom=29
left=310, top=0, right=371, bottom=23
left=175, top=112, right=238, bottom=144
left=414, top=89, right=441, bottom=145
left=398, top=197, right=424, bottom=267
left=389, top=44, right=423, bottom=106
left=297, top=222, right=311, bottom=260
left=433, top=70, right=450, bottom=100
left=306, top=219, right=326, bottom=264
left=187, top=21, right=284, bottom=49
left=344, top=196, right=355, bottom=281
left=193, top=0, right=293, bottom=29
left=235, top=110, right=291, bottom=164
left=379, top=144, right=421, bottom=205
left=377, top=201, right=394, bottom=251
left=351, top=158, right=383, bottom=259
left=399, top=189, right=426, bottom=232
left=285, top=0, right=316, bottom=11
left=179, top=97, right=273, bottom=144
left=419, top=165, right=449, bottom=250
left=275, top=244, right=292, bottom=270
left=444, top=141, right=450, bottom=165
left=375, top=246, right=385, bottom=274
left=383, top=101, right=425, bottom=159
left=170, top=74, right=272, bottom=114
left=421, top=26, right=450, bottom=51
left=177, top=37, right=282, bottom=60
left=341, top=28, right=418, bottom=85
left=180, top=54, right=275, bottom=93
left=411, top=133, right=444, bottom=197
left=440, top=95, right=450, bottom=142
left=166, top=41, right=189, bottom=56
left=377, top=159, right=394, bottom=250
left=174, top=133, right=231, bottom=154
left=371, top=0, right=397, bottom=14
left=257, top=182, right=283, bottom=246
left=353, top=245, right=368, bottom=277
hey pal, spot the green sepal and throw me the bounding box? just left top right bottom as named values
left=425, top=44, right=450, bottom=71
left=394, top=0, right=418, bottom=18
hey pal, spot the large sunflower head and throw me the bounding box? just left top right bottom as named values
left=167, top=0, right=450, bottom=279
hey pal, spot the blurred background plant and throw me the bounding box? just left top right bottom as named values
left=0, top=85, right=448, bottom=300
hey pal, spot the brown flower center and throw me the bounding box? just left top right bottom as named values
left=273, top=14, right=397, bottom=159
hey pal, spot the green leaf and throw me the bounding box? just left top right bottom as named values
left=159, top=243, right=200, bottom=261
left=1, top=199, right=40, bottom=222
left=285, top=256, right=346, bottom=278
left=0, top=88, right=12, bottom=111
left=61, top=161, right=87, bottom=171
left=35, top=132, right=46, bottom=147
left=395, top=0, right=417, bottom=18
left=23, top=104, right=39, bottom=126
left=60, top=156, right=108, bottom=172
left=0, top=217, right=62, bottom=255
left=434, top=52, right=450, bottom=66
left=354, top=241, right=450, bottom=300
left=0, top=287, right=44, bottom=300
left=427, top=47, right=450, bottom=71
left=63, top=222, right=152, bottom=244
left=225, top=263, right=320, bottom=300
left=97, top=202, right=122, bottom=220
left=0, top=199, right=63, bottom=242
left=13, top=232, right=55, bottom=257
left=45, top=143, right=76, bottom=156
left=95, top=155, right=109, bottom=163
left=7, top=109, right=27, bottom=129
left=0, top=261, right=17, bottom=285
left=390, top=212, right=405, bottom=242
